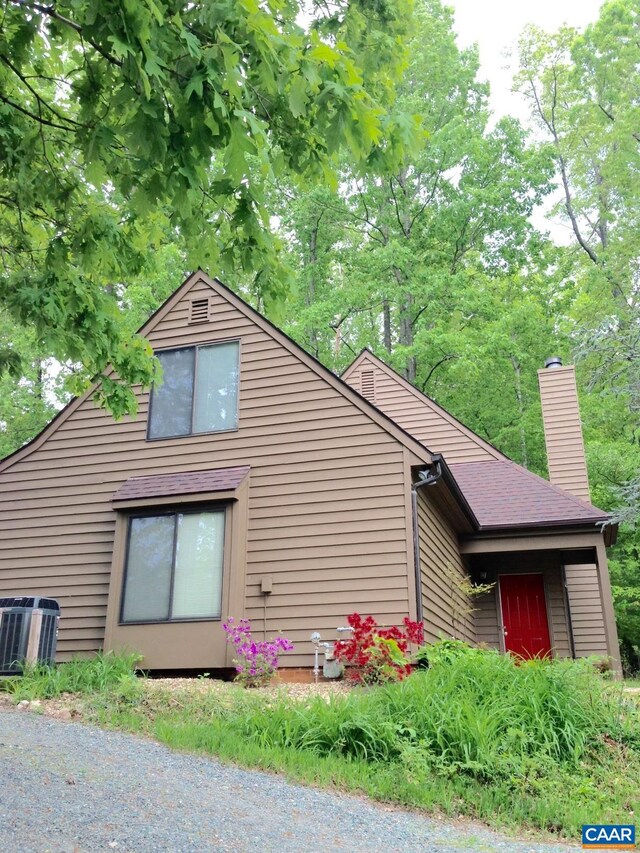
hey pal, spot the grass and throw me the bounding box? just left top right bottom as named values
left=2, top=646, right=639, bottom=842
left=0, top=651, right=142, bottom=699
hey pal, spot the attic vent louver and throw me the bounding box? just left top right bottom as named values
left=189, top=298, right=210, bottom=324
left=360, top=369, right=375, bottom=403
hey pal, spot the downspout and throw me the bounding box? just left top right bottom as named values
left=561, top=563, right=577, bottom=660
left=411, top=455, right=443, bottom=623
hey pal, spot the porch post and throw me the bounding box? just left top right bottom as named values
left=594, top=539, right=622, bottom=678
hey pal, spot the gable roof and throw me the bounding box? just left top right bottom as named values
left=343, top=348, right=610, bottom=532
left=449, top=461, right=609, bottom=530
left=342, top=349, right=506, bottom=462
left=0, top=272, right=434, bottom=474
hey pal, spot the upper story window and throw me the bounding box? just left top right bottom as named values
left=148, top=341, right=239, bottom=440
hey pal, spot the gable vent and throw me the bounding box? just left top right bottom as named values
left=360, top=369, right=376, bottom=403
left=189, top=298, right=210, bottom=324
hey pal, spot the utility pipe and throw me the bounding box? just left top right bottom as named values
left=411, top=456, right=443, bottom=623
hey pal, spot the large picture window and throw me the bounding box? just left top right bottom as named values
left=121, top=510, right=225, bottom=623
left=148, top=341, right=239, bottom=439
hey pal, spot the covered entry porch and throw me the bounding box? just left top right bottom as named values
left=460, top=531, right=620, bottom=672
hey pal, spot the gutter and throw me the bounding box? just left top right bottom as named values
left=435, top=455, right=479, bottom=529
left=411, top=455, right=443, bottom=623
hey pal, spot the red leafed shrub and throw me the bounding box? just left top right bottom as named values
left=334, top=613, right=425, bottom=685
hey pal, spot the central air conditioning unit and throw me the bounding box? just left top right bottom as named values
left=0, top=596, right=60, bottom=675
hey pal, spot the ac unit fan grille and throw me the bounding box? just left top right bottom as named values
left=0, top=611, right=25, bottom=674
left=37, top=613, right=58, bottom=665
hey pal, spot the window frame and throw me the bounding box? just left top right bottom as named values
left=119, top=504, right=227, bottom=626
left=146, top=338, right=241, bottom=441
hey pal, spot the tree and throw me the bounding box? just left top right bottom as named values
left=516, top=0, right=640, bottom=666
left=278, top=0, right=558, bottom=469
left=515, top=0, right=640, bottom=517
left=0, top=0, right=416, bottom=415
left=0, top=310, right=61, bottom=458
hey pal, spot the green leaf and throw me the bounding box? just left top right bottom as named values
left=288, top=73, right=308, bottom=119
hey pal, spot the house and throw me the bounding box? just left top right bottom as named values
left=0, top=271, right=621, bottom=674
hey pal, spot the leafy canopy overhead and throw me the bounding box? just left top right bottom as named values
left=0, top=0, right=416, bottom=415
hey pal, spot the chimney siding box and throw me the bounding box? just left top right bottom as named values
left=538, top=364, right=591, bottom=502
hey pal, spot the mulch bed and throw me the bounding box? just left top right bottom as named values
left=0, top=675, right=354, bottom=721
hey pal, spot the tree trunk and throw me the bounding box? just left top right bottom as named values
left=395, top=268, right=416, bottom=383
left=305, top=215, right=321, bottom=358
left=511, top=356, right=528, bottom=468
left=382, top=300, right=392, bottom=353
left=35, top=358, right=44, bottom=403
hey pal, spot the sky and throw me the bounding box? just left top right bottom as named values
left=448, top=0, right=604, bottom=121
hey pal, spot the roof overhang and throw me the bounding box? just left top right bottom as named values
left=459, top=526, right=611, bottom=555
left=412, top=454, right=478, bottom=535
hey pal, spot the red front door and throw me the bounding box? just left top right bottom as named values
left=499, top=573, right=552, bottom=659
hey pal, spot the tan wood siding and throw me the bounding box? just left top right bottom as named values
left=417, top=488, right=475, bottom=643
left=474, top=589, right=501, bottom=648
left=538, top=366, right=591, bottom=501
left=470, top=552, right=571, bottom=657
left=0, top=278, right=412, bottom=667
left=346, top=356, right=501, bottom=463
left=564, top=563, right=609, bottom=656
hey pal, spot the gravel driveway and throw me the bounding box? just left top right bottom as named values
left=0, top=710, right=579, bottom=853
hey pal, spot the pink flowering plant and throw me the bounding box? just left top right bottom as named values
left=223, top=617, right=294, bottom=687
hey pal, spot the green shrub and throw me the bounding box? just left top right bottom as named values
left=0, top=651, right=142, bottom=700
left=230, top=646, right=638, bottom=781
left=413, top=637, right=486, bottom=668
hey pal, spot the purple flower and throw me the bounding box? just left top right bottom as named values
left=223, top=617, right=294, bottom=685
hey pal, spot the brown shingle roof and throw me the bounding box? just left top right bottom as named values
left=112, top=466, right=250, bottom=502
left=448, top=460, right=609, bottom=530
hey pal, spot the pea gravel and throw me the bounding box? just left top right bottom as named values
left=0, top=710, right=579, bottom=853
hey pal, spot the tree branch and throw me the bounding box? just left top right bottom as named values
left=0, top=53, right=86, bottom=128
left=0, top=93, right=73, bottom=131
left=420, top=354, right=457, bottom=392
left=388, top=176, right=409, bottom=238
left=545, top=67, right=599, bottom=265
left=10, top=0, right=124, bottom=67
